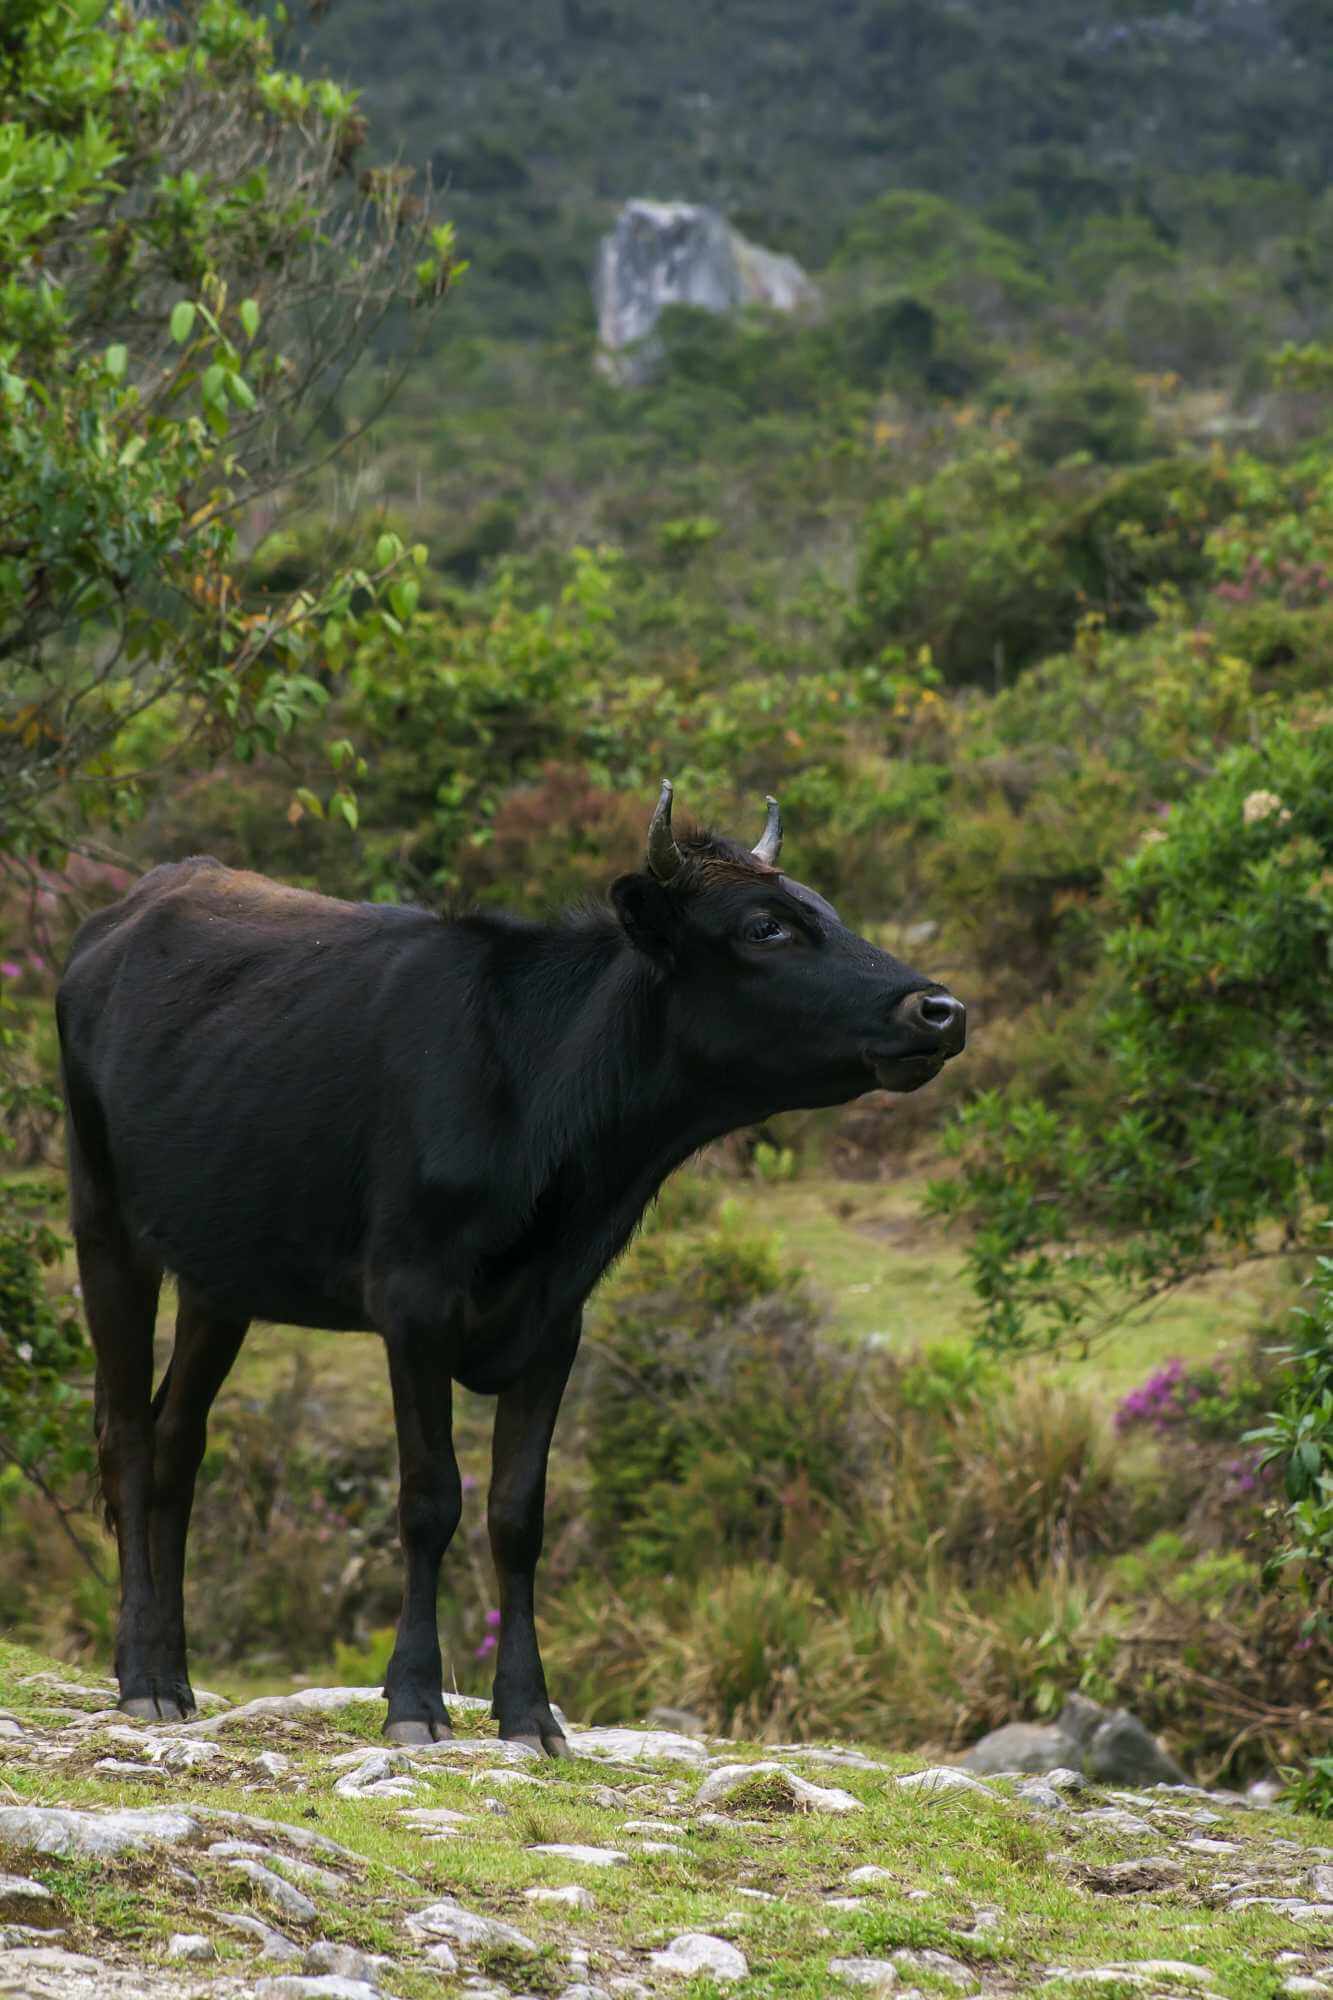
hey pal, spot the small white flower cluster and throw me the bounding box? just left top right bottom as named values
left=1242, top=789, right=1291, bottom=826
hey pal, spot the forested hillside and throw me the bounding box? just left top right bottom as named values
left=291, top=0, right=1333, bottom=335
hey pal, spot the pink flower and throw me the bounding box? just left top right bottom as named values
left=0, top=962, right=20, bottom=979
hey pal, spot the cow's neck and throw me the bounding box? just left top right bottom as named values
left=495, top=918, right=751, bottom=1283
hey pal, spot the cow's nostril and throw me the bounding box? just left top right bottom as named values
left=920, top=994, right=962, bottom=1031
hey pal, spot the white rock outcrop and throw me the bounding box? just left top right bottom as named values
left=594, top=200, right=819, bottom=383
left=650, top=1933, right=748, bottom=1981
left=696, top=1761, right=861, bottom=1814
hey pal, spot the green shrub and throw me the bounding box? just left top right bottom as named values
left=1020, top=367, right=1154, bottom=466
left=849, top=445, right=1079, bottom=683
left=1057, top=456, right=1239, bottom=625
left=935, top=716, right=1333, bottom=1353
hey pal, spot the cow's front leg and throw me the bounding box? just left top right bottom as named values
left=383, top=1320, right=462, bottom=1745
left=487, top=1320, right=580, bottom=1756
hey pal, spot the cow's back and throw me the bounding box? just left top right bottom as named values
left=58, top=858, right=446, bottom=1325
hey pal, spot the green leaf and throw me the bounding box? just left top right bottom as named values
left=105, top=343, right=127, bottom=380
left=239, top=298, right=260, bottom=341
left=170, top=300, right=197, bottom=343
left=375, top=533, right=399, bottom=569
left=201, top=364, right=226, bottom=407
left=388, top=577, right=419, bottom=622
left=226, top=370, right=256, bottom=411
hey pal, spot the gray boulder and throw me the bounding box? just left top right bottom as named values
left=961, top=1696, right=1189, bottom=1787
left=960, top=1722, right=1082, bottom=1777
left=594, top=200, right=819, bottom=383
left=1085, top=1708, right=1190, bottom=1788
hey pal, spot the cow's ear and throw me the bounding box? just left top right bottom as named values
left=612, top=872, right=679, bottom=961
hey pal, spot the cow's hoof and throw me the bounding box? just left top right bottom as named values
left=119, top=1693, right=191, bottom=1723
left=504, top=1729, right=571, bottom=1759
left=384, top=1718, right=453, bottom=1746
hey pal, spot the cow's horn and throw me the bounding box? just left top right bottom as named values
left=647, top=777, right=685, bottom=883
left=752, top=794, right=783, bottom=867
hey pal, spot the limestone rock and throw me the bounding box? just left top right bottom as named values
left=594, top=200, right=819, bottom=384
left=0, top=1804, right=200, bottom=1859
left=962, top=1696, right=1188, bottom=1787
left=205, top=1841, right=346, bottom=1895
left=773, top=1744, right=885, bottom=1772
left=697, top=1762, right=860, bottom=1813
left=847, top=1866, right=895, bottom=1886
left=401, top=1807, right=475, bottom=1838
left=200, top=1808, right=360, bottom=1861
left=1079, top=1856, right=1184, bottom=1894
left=211, top=1907, right=303, bottom=1960
left=165, top=1933, right=215, bottom=1960
left=1044, top=1966, right=1215, bottom=1990
left=527, top=1885, right=595, bottom=1909
left=405, top=1898, right=538, bottom=1952
left=1228, top=1897, right=1333, bottom=1919
left=650, top=1933, right=748, bottom=1981
left=892, top=1948, right=977, bottom=1989
left=568, top=1726, right=708, bottom=1766
left=332, top=1751, right=420, bottom=1799
left=960, top=1722, right=1081, bottom=1776
left=1045, top=1768, right=1087, bottom=1792
left=894, top=1768, right=993, bottom=1799
left=0, top=1877, right=54, bottom=1924
left=528, top=1843, right=628, bottom=1867
left=1086, top=1709, right=1190, bottom=1788
left=180, top=1685, right=384, bottom=1733
left=829, top=1958, right=899, bottom=1988
left=304, top=1942, right=387, bottom=1985
left=1017, top=1780, right=1068, bottom=1810
left=221, top=1857, right=319, bottom=1923
left=254, top=1979, right=381, bottom=2000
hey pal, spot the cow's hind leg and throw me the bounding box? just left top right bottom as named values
left=149, top=1286, right=248, bottom=1718
left=487, top=1323, right=580, bottom=1757
left=383, top=1322, right=462, bottom=1745
left=72, top=1175, right=167, bottom=1717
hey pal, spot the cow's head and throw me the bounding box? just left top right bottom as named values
left=612, top=780, right=966, bottom=1111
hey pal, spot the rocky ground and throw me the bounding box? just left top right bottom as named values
left=0, top=1646, right=1330, bottom=2000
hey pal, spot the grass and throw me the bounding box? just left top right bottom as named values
left=2, top=1639, right=1331, bottom=2000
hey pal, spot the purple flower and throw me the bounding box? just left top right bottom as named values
left=484, top=1607, right=501, bottom=1628
left=0, top=962, right=21, bottom=979
left=474, top=1633, right=497, bottom=1660
left=1115, top=1358, right=1195, bottom=1433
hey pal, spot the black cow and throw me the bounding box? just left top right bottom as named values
left=56, top=783, right=965, bottom=1750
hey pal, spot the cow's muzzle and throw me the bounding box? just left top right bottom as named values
left=893, top=988, right=967, bottom=1057
left=865, top=989, right=967, bottom=1091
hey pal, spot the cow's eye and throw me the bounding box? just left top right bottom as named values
left=742, top=915, right=790, bottom=945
